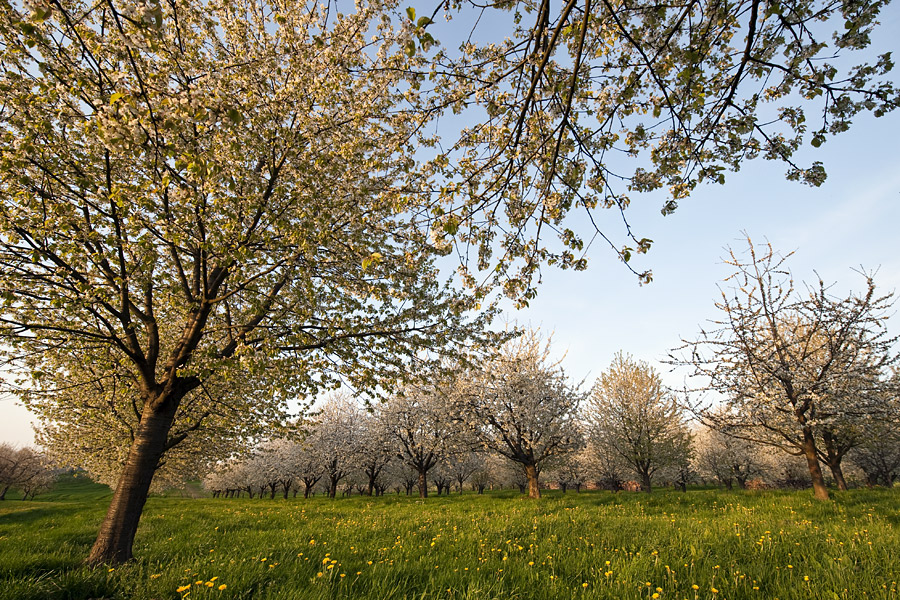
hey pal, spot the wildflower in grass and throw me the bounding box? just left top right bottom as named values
left=177, top=585, right=191, bottom=593
left=692, top=585, right=699, bottom=590
left=206, top=582, right=214, bottom=587
left=218, top=584, right=227, bottom=591
left=652, top=594, right=659, bottom=599
left=711, top=587, right=719, bottom=594
left=582, top=583, right=588, bottom=588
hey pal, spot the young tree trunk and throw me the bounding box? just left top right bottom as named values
left=86, top=400, right=177, bottom=565
left=801, top=427, right=830, bottom=500
left=328, top=479, right=338, bottom=499
left=417, top=470, right=428, bottom=498
left=0, top=484, right=9, bottom=500
left=821, top=429, right=849, bottom=491
left=828, top=461, right=849, bottom=491
left=524, top=463, right=541, bottom=499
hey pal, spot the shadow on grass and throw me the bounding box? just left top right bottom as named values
left=0, top=504, right=88, bottom=527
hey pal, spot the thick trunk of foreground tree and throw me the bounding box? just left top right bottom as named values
left=86, top=399, right=178, bottom=565
left=800, top=427, right=830, bottom=501
left=417, top=470, right=428, bottom=498
left=524, top=463, right=541, bottom=499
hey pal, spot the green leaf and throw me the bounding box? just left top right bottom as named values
left=417, top=16, right=433, bottom=28
left=406, top=6, right=416, bottom=21
left=405, top=40, right=416, bottom=57
left=227, top=108, right=244, bottom=124
left=109, top=92, right=125, bottom=104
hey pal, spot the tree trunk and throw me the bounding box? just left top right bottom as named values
left=328, top=479, right=338, bottom=499
left=801, top=427, right=830, bottom=501
left=86, top=400, right=177, bottom=565
left=639, top=471, right=652, bottom=493
left=821, top=429, right=849, bottom=491
left=0, top=484, right=9, bottom=500
left=828, top=461, right=849, bottom=491
left=417, top=470, right=428, bottom=498
left=524, top=463, right=541, bottom=499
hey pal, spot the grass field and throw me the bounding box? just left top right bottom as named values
left=1, top=478, right=898, bottom=600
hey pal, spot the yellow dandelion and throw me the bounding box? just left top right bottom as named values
left=692, top=585, right=699, bottom=590
left=176, top=585, right=191, bottom=593
left=218, top=584, right=227, bottom=591
left=711, top=587, right=719, bottom=594
left=582, top=583, right=589, bottom=588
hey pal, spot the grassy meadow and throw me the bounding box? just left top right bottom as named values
left=1, top=478, right=898, bottom=600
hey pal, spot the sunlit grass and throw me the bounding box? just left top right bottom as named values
left=1, top=481, right=898, bottom=599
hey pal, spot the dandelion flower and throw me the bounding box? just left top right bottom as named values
left=218, top=584, right=227, bottom=591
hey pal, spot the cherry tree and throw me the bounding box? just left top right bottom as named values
left=850, top=421, right=900, bottom=487
left=380, top=385, right=464, bottom=498
left=694, top=423, right=764, bottom=490
left=673, top=239, right=897, bottom=499
left=588, top=352, right=693, bottom=493
left=0, top=0, right=504, bottom=563
left=460, top=331, right=585, bottom=498
left=0, top=445, right=54, bottom=500
left=421, top=0, right=898, bottom=295
left=356, top=408, right=396, bottom=496
left=307, top=396, right=365, bottom=499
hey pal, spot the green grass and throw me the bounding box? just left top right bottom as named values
left=1, top=482, right=898, bottom=600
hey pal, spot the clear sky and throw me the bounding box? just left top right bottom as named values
left=1, top=4, right=898, bottom=447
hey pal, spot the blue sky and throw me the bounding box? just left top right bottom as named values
left=1, top=4, right=898, bottom=447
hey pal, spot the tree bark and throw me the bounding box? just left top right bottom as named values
left=417, top=470, right=428, bottom=498
left=524, top=463, right=541, bottom=499
left=821, top=429, right=849, bottom=491
left=801, top=427, right=830, bottom=500
left=86, top=400, right=177, bottom=565
left=639, top=471, right=652, bottom=493
left=828, top=462, right=849, bottom=491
